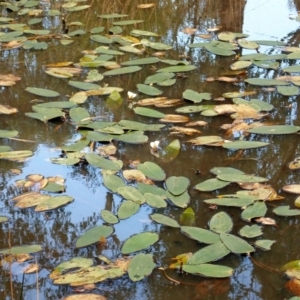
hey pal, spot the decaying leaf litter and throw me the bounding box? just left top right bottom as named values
left=1, top=1, right=300, bottom=299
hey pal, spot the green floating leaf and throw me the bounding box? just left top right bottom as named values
left=69, top=80, right=101, bottom=91
left=209, top=212, right=233, bottom=234
left=247, top=125, right=300, bottom=135
left=273, top=205, right=300, bottom=216
left=157, top=65, right=196, bottom=73
left=103, top=66, right=141, bottom=76
left=144, top=193, right=167, bottom=208
left=117, top=186, right=145, bottom=204
left=35, top=101, right=76, bottom=109
left=282, top=65, right=300, bottom=73
left=0, top=244, right=42, bottom=255
left=150, top=213, right=180, bottom=228
left=95, top=46, right=123, bottom=55
left=166, top=190, right=190, bottom=208
left=205, top=44, right=236, bottom=56
left=99, top=13, right=128, bottom=19
left=0, top=150, right=33, bottom=161
left=113, top=131, right=148, bottom=144
left=69, top=107, right=90, bottom=125
left=134, top=107, right=165, bottom=118
left=251, top=40, right=285, bottom=46
left=26, top=107, right=65, bottom=122
left=244, top=78, right=288, bottom=86
left=162, top=139, right=181, bottom=162
left=85, top=153, right=122, bottom=171
left=109, top=26, right=122, bottom=34
left=188, top=242, right=231, bottom=265
left=144, top=72, right=175, bottom=85
left=137, top=161, right=166, bottom=181
left=0, top=146, right=11, bottom=152
left=25, top=87, right=59, bottom=97
left=66, top=4, right=91, bottom=11
left=119, top=120, right=165, bottom=132
left=75, top=225, right=114, bottom=248
left=218, top=31, right=248, bottom=41
left=137, top=183, right=166, bottom=198
left=249, top=99, right=274, bottom=111
left=35, top=195, right=74, bottom=212
left=254, top=239, right=275, bottom=251
left=277, top=85, right=300, bottom=96
left=43, top=182, right=65, bottom=193
left=180, top=208, right=196, bottom=226
left=100, top=210, right=119, bottom=224
left=241, top=201, right=267, bottom=221
left=283, top=184, right=300, bottom=194
left=194, top=178, right=230, bottom=192
left=166, top=176, right=190, bottom=196
left=90, top=35, right=112, bottom=44
left=103, top=174, right=125, bottom=193
left=183, top=89, right=211, bottom=103
left=61, top=139, right=90, bottom=152
left=181, top=226, right=221, bottom=244
left=182, top=264, right=233, bottom=278
left=0, top=130, right=18, bottom=139
left=253, top=61, right=279, bottom=70
left=217, top=173, right=268, bottom=183
left=230, top=60, right=252, bottom=70
left=85, top=131, right=112, bottom=143
left=121, top=232, right=159, bottom=254
left=204, top=197, right=255, bottom=208
left=237, top=39, right=259, bottom=49
left=119, top=45, right=143, bottom=54
left=51, top=156, right=80, bottom=166
left=0, top=216, right=8, bottom=223
left=128, top=253, right=156, bottom=282
left=131, top=29, right=159, bottom=37
left=239, top=224, right=263, bottom=238
left=137, top=84, right=163, bottom=96
left=121, top=57, right=160, bottom=66
left=113, top=20, right=144, bottom=26
left=141, top=39, right=172, bottom=50
left=222, top=141, right=269, bottom=150
left=220, top=233, right=255, bottom=254
left=117, top=200, right=140, bottom=219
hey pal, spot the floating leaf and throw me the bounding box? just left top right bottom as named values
left=61, top=139, right=90, bottom=152
left=137, top=84, right=163, bottom=96
left=205, top=44, right=236, bottom=56
left=113, top=20, right=144, bottom=26
left=25, top=87, right=59, bottom=97
left=103, top=174, right=125, bottom=193
left=69, top=81, right=101, bottom=91
left=0, top=150, right=33, bottom=160
left=217, top=173, right=268, bottom=183
left=43, top=182, right=65, bottom=193
left=0, top=216, right=8, bottom=223
left=141, top=39, right=172, bottom=50
left=180, top=208, right=196, bottom=226
left=137, top=183, right=166, bottom=198
left=230, top=61, right=252, bottom=70
left=121, top=232, right=159, bottom=254
left=119, top=120, right=165, bottom=132
left=244, top=78, right=288, bottom=86
left=144, top=193, right=167, bottom=208
left=166, top=176, right=190, bottom=195
left=35, top=101, right=76, bottom=109
left=253, top=61, right=279, bottom=70
left=0, top=245, right=42, bottom=255
left=182, top=264, right=233, bottom=278
left=14, top=193, right=51, bottom=209
left=113, top=131, right=148, bottom=144
left=121, top=57, right=160, bottom=66
left=188, top=242, right=231, bottom=265
left=137, top=161, right=166, bottom=181
left=222, top=141, right=269, bottom=150
left=194, top=178, right=230, bottom=192
left=35, top=195, right=74, bottom=212
left=150, top=213, right=180, bottom=228
left=183, top=89, right=211, bottom=103
left=166, top=190, right=190, bottom=208
left=241, top=201, right=267, bottom=221
left=131, top=29, right=159, bottom=37
left=204, top=196, right=255, bottom=208
left=247, top=125, right=300, bottom=135
left=117, top=186, right=145, bottom=204
left=239, top=225, right=263, bottom=238
left=181, top=226, right=221, bottom=244
left=209, top=212, right=233, bottom=233
left=0, top=130, right=18, bottom=139
left=85, top=153, right=121, bottom=171
left=277, top=85, right=300, bottom=96
left=273, top=205, right=300, bottom=216
left=282, top=65, right=300, bottom=73
left=188, top=136, right=223, bottom=146
left=100, top=210, right=119, bottom=224
left=157, top=65, right=196, bottom=73
left=220, top=233, right=255, bottom=254
left=26, top=107, right=65, bottom=122
left=103, top=66, right=141, bottom=76
left=128, top=253, right=156, bottom=282
left=75, top=225, right=114, bottom=248
left=237, top=39, right=259, bottom=49
left=254, top=239, right=275, bottom=251
left=117, top=200, right=140, bottom=219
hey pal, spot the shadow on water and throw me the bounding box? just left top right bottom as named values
left=1, top=0, right=300, bottom=299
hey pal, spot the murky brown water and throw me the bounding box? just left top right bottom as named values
left=2, top=0, right=300, bottom=299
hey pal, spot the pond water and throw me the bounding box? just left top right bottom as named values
left=1, top=0, right=300, bottom=299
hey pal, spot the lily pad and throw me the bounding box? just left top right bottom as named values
left=239, top=225, right=263, bottom=238
left=103, top=174, right=125, bottom=193
left=117, top=186, right=145, bottom=204
left=137, top=183, right=166, bottom=198
left=117, top=200, right=140, bottom=219
left=282, top=184, right=300, bottom=194
left=103, top=66, right=141, bottom=76
left=85, top=153, right=122, bottom=171
left=241, top=201, right=267, bottom=221
left=128, top=253, right=156, bottom=282
left=25, top=87, right=59, bottom=97
left=222, top=141, right=269, bottom=150
left=157, top=65, right=196, bottom=73
left=137, top=84, right=163, bottom=96
left=220, top=233, right=255, bottom=254
left=0, top=216, right=8, bottom=223
left=204, top=197, right=255, bottom=207
left=0, top=151, right=33, bottom=160
left=68, top=81, right=101, bottom=91
left=277, top=85, right=300, bottom=96
left=209, top=212, right=233, bottom=233
left=166, top=176, right=190, bottom=196
left=0, top=130, right=18, bottom=139
left=75, top=225, right=114, bottom=248
left=181, top=226, right=221, bottom=244
left=144, top=193, right=167, bottom=208
left=188, top=242, right=231, bottom=265
left=182, top=264, right=233, bottom=278
left=254, top=239, right=275, bottom=251
left=244, top=78, right=288, bottom=86
left=35, top=195, right=74, bottom=212
left=247, top=125, right=300, bottom=135
left=100, top=210, right=119, bottom=224
left=150, top=213, right=180, bottom=228
left=183, top=89, right=211, bottom=103
left=273, top=205, right=300, bottom=216
left=194, top=178, right=230, bottom=192
left=0, top=244, right=42, bottom=255
left=217, top=173, right=268, bottom=183
left=121, top=232, right=159, bottom=254
left=137, top=161, right=166, bottom=181
left=121, top=57, right=160, bottom=66
left=166, top=190, right=190, bottom=208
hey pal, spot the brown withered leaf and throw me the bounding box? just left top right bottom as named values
left=137, top=3, right=155, bottom=9
left=112, top=257, right=132, bottom=272
left=160, top=114, right=189, bottom=123
left=128, top=160, right=140, bottom=168
left=137, top=97, right=167, bottom=106
left=16, top=254, right=33, bottom=263
left=214, top=104, right=237, bottom=115
left=155, top=99, right=184, bottom=108
left=276, top=75, right=300, bottom=82
left=10, top=169, right=22, bottom=175
left=232, top=104, right=266, bottom=120
left=254, top=217, right=277, bottom=226
left=207, top=26, right=222, bottom=32
left=197, top=34, right=212, bottom=39
left=169, top=126, right=201, bottom=135
left=195, top=278, right=230, bottom=299
left=214, top=97, right=225, bottom=101
left=0, top=104, right=18, bottom=114
left=123, top=170, right=146, bottom=182
left=0, top=74, right=21, bottom=82
left=182, top=28, right=197, bottom=35
left=224, top=122, right=251, bottom=139
left=153, top=51, right=166, bottom=57
left=24, top=263, right=39, bottom=274
left=2, top=41, right=24, bottom=50
left=47, top=176, right=65, bottom=184
left=285, top=278, right=300, bottom=296
left=218, top=76, right=238, bottom=83
left=72, top=283, right=97, bottom=293
left=26, top=174, right=44, bottom=182
left=205, top=77, right=215, bottom=82
left=44, top=62, right=73, bottom=68
left=185, top=121, right=208, bottom=127
left=289, top=157, right=300, bottom=170
left=237, top=182, right=260, bottom=190
left=97, top=144, right=117, bottom=156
